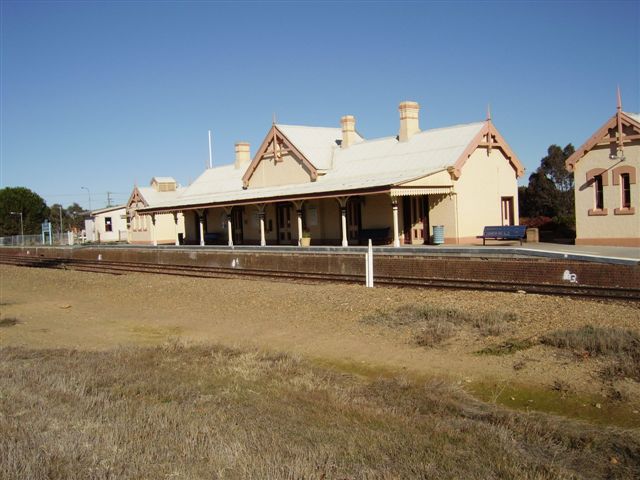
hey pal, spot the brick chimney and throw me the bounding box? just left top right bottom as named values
left=398, top=101, right=420, bottom=142
left=340, top=115, right=356, bottom=148
left=234, top=142, right=251, bottom=169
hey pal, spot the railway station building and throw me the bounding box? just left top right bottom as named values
left=126, top=177, right=186, bottom=245
left=565, top=95, right=640, bottom=247
left=137, top=101, right=525, bottom=247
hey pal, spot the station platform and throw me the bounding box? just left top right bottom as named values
left=140, top=242, right=639, bottom=266
left=2, top=242, right=638, bottom=299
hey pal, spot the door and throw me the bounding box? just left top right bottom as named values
left=403, top=196, right=428, bottom=244
left=501, top=197, right=514, bottom=226
left=276, top=204, right=293, bottom=244
left=402, top=197, right=412, bottom=244
left=346, top=198, right=361, bottom=243
left=231, top=207, right=244, bottom=245
left=410, top=196, right=427, bottom=244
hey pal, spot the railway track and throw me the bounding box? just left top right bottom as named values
left=1, top=252, right=638, bottom=302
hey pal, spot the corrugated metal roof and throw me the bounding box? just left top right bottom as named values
left=137, top=185, right=185, bottom=207
left=91, top=205, right=127, bottom=216
left=143, top=121, right=485, bottom=211
left=626, top=112, right=640, bottom=123
left=276, top=124, right=363, bottom=170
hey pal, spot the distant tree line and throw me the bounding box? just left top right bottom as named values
left=0, top=187, right=88, bottom=236
left=519, top=144, right=576, bottom=238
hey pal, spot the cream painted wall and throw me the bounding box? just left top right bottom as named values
left=264, top=204, right=278, bottom=242
left=425, top=194, right=458, bottom=242
left=361, top=194, right=391, bottom=229
left=249, top=153, right=313, bottom=188
left=454, top=148, right=520, bottom=239
left=574, top=143, right=640, bottom=243
left=94, top=207, right=127, bottom=243
left=243, top=207, right=259, bottom=242
left=317, top=198, right=341, bottom=239
left=204, top=208, right=226, bottom=235
left=129, top=212, right=184, bottom=244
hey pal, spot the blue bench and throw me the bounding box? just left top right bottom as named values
left=477, top=225, right=527, bottom=245
left=204, top=232, right=221, bottom=245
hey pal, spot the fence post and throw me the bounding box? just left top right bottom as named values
left=365, top=251, right=370, bottom=287
left=368, top=239, right=374, bottom=287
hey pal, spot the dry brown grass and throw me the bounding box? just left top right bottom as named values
left=1, top=344, right=638, bottom=479
left=363, top=304, right=517, bottom=347
left=0, top=317, right=19, bottom=328
left=542, top=325, right=640, bottom=382
left=541, top=326, right=640, bottom=356
left=477, top=338, right=537, bottom=356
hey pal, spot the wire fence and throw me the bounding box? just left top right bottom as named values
left=0, top=232, right=85, bottom=246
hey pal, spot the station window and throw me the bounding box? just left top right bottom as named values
left=105, top=217, right=113, bottom=232
left=612, top=165, right=636, bottom=215
left=621, top=173, right=631, bottom=209
left=594, top=175, right=604, bottom=210
left=586, top=168, right=608, bottom=216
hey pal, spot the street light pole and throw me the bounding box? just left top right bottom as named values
left=59, top=205, right=63, bottom=237
left=81, top=186, right=94, bottom=242
left=10, top=211, right=24, bottom=245
left=81, top=186, right=92, bottom=211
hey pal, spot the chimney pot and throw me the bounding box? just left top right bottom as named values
left=398, top=101, right=420, bottom=142
left=234, top=142, right=251, bottom=169
left=340, top=115, right=356, bottom=148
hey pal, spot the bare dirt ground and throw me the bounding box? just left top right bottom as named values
left=1, top=264, right=638, bottom=426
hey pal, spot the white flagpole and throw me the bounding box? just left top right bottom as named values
left=208, top=130, right=213, bottom=169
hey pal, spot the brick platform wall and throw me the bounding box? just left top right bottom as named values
left=3, top=246, right=638, bottom=291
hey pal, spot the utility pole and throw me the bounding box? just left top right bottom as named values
left=10, top=211, right=24, bottom=245
left=59, top=205, right=63, bottom=237
left=106, top=191, right=113, bottom=207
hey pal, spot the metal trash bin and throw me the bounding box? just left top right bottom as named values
left=432, top=225, right=444, bottom=245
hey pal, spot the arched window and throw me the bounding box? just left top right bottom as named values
left=612, top=165, right=636, bottom=215
left=586, top=168, right=608, bottom=216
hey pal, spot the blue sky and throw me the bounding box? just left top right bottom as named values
left=1, top=0, right=638, bottom=210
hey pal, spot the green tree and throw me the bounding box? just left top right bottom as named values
left=522, top=170, right=560, bottom=218
left=0, top=187, right=50, bottom=236
left=520, top=144, right=575, bottom=223
left=540, top=144, right=575, bottom=222
left=65, top=203, right=87, bottom=231
left=519, top=144, right=576, bottom=238
left=541, top=144, right=575, bottom=193
left=49, top=203, right=68, bottom=235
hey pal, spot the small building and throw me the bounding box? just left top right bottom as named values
left=566, top=94, right=639, bottom=247
left=138, top=101, right=525, bottom=247
left=87, top=205, right=128, bottom=243
left=126, top=177, right=185, bottom=245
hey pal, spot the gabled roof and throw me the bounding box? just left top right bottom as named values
left=91, top=204, right=126, bottom=216
left=241, top=125, right=323, bottom=187
left=127, top=182, right=185, bottom=211
left=276, top=124, right=363, bottom=170
left=140, top=118, right=523, bottom=213
left=174, top=164, right=244, bottom=203
left=566, top=110, right=640, bottom=172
